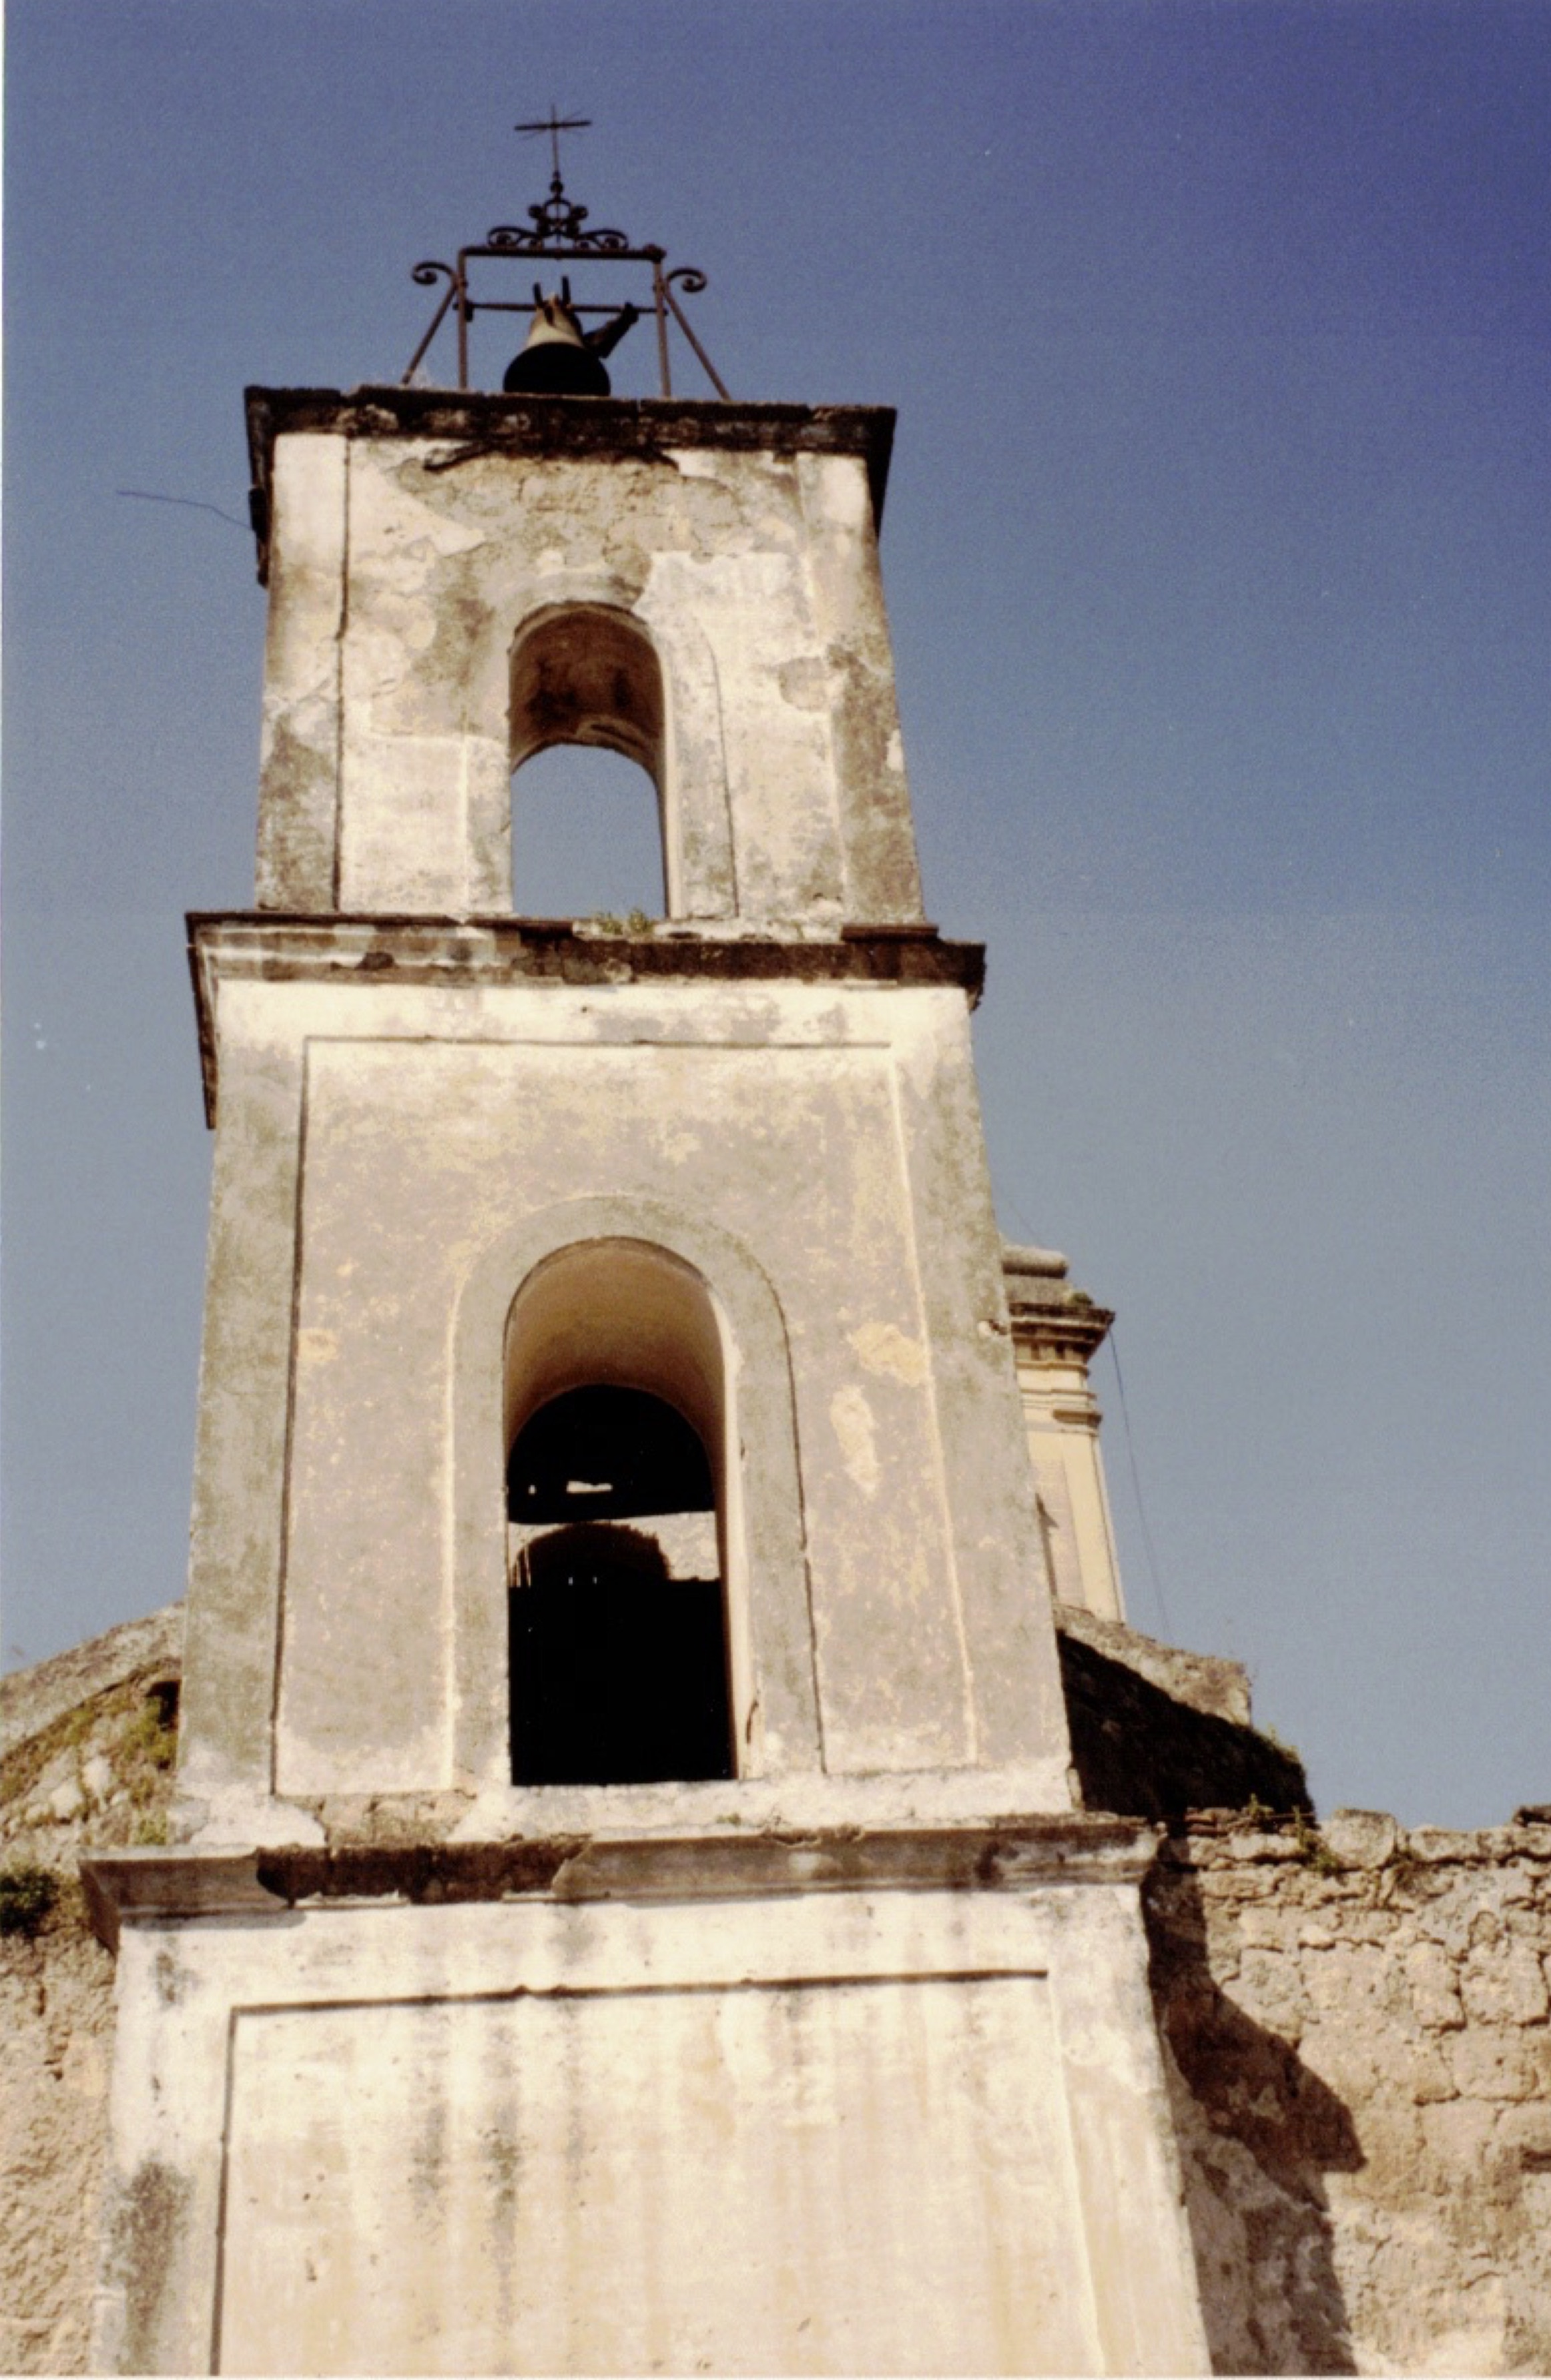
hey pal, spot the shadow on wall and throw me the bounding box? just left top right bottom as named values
left=1060, top=1625, right=1355, bottom=2368
left=1146, top=1844, right=1363, bottom=2376
left=1058, top=1629, right=1311, bottom=1822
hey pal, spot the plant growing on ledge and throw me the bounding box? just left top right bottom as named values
left=0, top=1862, right=58, bottom=1939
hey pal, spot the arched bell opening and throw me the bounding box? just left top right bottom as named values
left=507, top=1395, right=731, bottom=1786
left=502, top=1240, right=740, bottom=1788
left=508, top=606, right=671, bottom=920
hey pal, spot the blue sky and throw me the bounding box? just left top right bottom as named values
left=5, top=0, right=1548, bottom=1825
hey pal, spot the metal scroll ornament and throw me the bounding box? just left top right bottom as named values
left=400, top=116, right=728, bottom=399
left=485, top=185, right=631, bottom=256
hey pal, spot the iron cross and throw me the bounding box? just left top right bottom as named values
left=515, top=109, right=591, bottom=187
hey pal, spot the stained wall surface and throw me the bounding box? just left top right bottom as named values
left=278, top=1012, right=974, bottom=1790
left=218, top=1966, right=1096, bottom=2374
left=92, top=1872, right=1204, bottom=2379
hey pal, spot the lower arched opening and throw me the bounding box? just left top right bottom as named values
left=507, top=1385, right=734, bottom=1786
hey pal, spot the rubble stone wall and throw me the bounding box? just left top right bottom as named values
left=1, top=1610, right=184, bottom=2374
left=1149, top=1808, right=1551, bottom=2376
left=1, top=1914, right=117, bottom=2374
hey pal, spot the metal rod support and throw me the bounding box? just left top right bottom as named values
left=400, top=281, right=458, bottom=385
left=652, top=260, right=673, bottom=398
left=663, top=282, right=731, bottom=402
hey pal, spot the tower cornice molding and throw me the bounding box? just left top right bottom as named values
left=82, top=1811, right=1161, bottom=1948
left=186, top=913, right=986, bottom=1125
left=244, top=387, right=896, bottom=580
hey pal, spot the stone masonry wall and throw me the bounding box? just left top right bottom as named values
left=1, top=1609, right=182, bottom=2375
left=1, top=1917, right=120, bottom=2374
left=1149, top=1807, right=1551, bottom=2376
left=4, top=1613, right=1550, bottom=2374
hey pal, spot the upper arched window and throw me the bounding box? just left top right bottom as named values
left=509, top=607, right=668, bottom=919
left=511, top=745, right=665, bottom=920
left=502, top=1240, right=738, bottom=1787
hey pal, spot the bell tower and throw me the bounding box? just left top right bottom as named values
left=87, top=157, right=1209, bottom=2376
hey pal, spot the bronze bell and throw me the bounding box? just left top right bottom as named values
left=503, top=277, right=640, bottom=396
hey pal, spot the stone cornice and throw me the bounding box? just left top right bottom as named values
left=1001, top=1242, right=1114, bottom=1360
left=244, top=388, right=896, bottom=581
left=81, top=1811, right=1159, bottom=1948
left=1005, top=1298, right=1115, bottom=1362
left=186, top=913, right=984, bottom=1127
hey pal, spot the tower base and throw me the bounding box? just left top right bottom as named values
left=87, top=1814, right=1207, bottom=2375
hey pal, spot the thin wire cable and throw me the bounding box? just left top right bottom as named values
left=1105, top=1326, right=1173, bottom=1639
left=117, top=489, right=249, bottom=532
left=1000, top=1186, right=1043, bottom=1246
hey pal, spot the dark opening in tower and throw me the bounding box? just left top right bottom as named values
left=507, top=1385, right=733, bottom=1786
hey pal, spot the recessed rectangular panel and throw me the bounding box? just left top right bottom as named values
left=218, top=1974, right=1099, bottom=2376
left=277, top=1032, right=970, bottom=1794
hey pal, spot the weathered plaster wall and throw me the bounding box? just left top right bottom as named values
left=250, top=396, right=923, bottom=925
left=97, top=1868, right=1201, bottom=2377
left=177, top=955, right=1072, bottom=1829
left=1149, top=1808, right=1551, bottom=2376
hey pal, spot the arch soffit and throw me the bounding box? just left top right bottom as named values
left=501, top=1244, right=725, bottom=1464
left=508, top=595, right=664, bottom=777
left=456, top=1196, right=796, bottom=1433
left=501, top=571, right=723, bottom=694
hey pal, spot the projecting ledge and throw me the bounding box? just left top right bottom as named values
left=186, top=912, right=985, bottom=1122
left=82, top=1812, right=1159, bottom=1949
left=244, top=388, right=898, bottom=578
